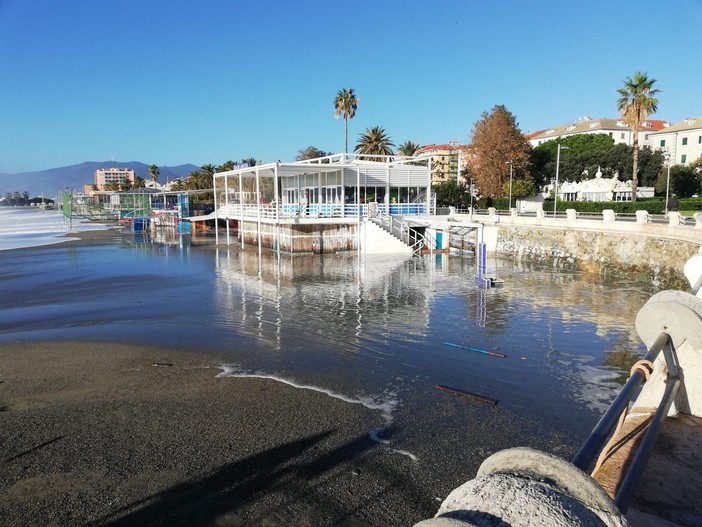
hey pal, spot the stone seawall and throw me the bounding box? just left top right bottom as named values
left=494, top=225, right=700, bottom=289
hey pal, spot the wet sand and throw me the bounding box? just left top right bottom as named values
left=0, top=341, right=436, bottom=526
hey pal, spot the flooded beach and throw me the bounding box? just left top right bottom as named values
left=0, top=216, right=657, bottom=525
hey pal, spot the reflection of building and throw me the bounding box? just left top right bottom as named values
left=92, top=168, right=136, bottom=191
left=213, top=250, right=437, bottom=351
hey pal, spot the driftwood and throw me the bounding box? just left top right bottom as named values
left=436, top=384, right=498, bottom=405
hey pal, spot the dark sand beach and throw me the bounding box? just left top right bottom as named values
left=0, top=226, right=653, bottom=526
left=0, top=341, right=435, bottom=526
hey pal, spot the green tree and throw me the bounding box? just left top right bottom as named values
left=397, top=140, right=419, bottom=157
left=133, top=176, right=146, bottom=188
left=468, top=105, right=533, bottom=197
left=333, top=87, right=359, bottom=154
left=354, top=126, right=394, bottom=159
left=296, top=146, right=329, bottom=161
left=240, top=157, right=258, bottom=168
left=22, top=191, right=29, bottom=204
left=433, top=179, right=470, bottom=208
left=148, top=164, right=160, bottom=183
left=616, top=72, right=660, bottom=202
left=532, top=134, right=615, bottom=185
left=503, top=178, right=536, bottom=198
left=669, top=165, right=700, bottom=198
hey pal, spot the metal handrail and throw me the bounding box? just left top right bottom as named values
left=571, top=331, right=681, bottom=513
left=571, top=332, right=670, bottom=470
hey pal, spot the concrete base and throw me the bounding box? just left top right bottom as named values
left=415, top=448, right=627, bottom=527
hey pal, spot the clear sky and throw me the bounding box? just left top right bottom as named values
left=1, top=0, right=700, bottom=173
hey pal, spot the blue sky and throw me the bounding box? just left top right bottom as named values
left=1, top=0, right=700, bottom=173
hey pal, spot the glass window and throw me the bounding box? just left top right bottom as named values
left=681, top=154, right=687, bottom=164
left=682, top=137, right=688, bottom=146
left=620, top=133, right=625, bottom=139
left=660, top=139, right=666, bottom=147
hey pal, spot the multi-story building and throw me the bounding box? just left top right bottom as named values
left=527, top=117, right=669, bottom=148
left=94, top=168, right=135, bottom=191
left=416, top=143, right=462, bottom=184
left=646, top=117, right=702, bottom=166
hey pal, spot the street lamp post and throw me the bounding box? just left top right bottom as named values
left=469, top=177, right=474, bottom=214
left=553, top=144, right=569, bottom=217
left=664, top=150, right=672, bottom=214
left=506, top=160, right=513, bottom=210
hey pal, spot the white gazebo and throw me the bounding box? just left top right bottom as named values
left=210, top=153, right=433, bottom=254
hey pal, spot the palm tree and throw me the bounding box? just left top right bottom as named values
left=397, top=140, right=419, bottom=157
left=354, top=126, right=395, bottom=160
left=333, top=87, right=359, bottom=154
left=218, top=160, right=235, bottom=172
left=148, top=164, right=160, bottom=183
left=617, top=72, right=660, bottom=202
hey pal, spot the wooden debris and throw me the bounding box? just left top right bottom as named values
left=436, top=384, right=498, bottom=405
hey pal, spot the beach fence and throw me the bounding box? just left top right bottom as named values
left=61, top=189, right=73, bottom=228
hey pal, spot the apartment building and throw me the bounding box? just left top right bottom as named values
left=94, top=168, right=135, bottom=191
left=527, top=117, right=669, bottom=148
left=646, top=117, right=702, bottom=166
left=416, top=143, right=462, bottom=184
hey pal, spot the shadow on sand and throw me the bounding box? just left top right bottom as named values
left=92, top=428, right=420, bottom=527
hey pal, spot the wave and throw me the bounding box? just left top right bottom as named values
left=217, top=364, right=419, bottom=461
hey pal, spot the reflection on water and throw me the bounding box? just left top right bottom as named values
left=0, top=232, right=655, bottom=446
left=210, top=247, right=652, bottom=419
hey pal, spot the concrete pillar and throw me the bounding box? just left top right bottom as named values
left=694, top=212, right=702, bottom=230
left=510, top=207, right=518, bottom=217
left=566, top=209, right=577, bottom=220
left=602, top=209, right=616, bottom=222
left=668, top=211, right=683, bottom=226
left=635, top=210, right=650, bottom=224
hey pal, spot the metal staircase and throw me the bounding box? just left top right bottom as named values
left=370, top=214, right=434, bottom=256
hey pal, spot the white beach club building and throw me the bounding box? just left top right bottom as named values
left=210, top=153, right=435, bottom=254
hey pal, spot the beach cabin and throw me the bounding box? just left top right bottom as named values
left=210, top=153, right=434, bottom=254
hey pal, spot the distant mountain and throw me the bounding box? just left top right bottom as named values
left=0, top=161, right=199, bottom=198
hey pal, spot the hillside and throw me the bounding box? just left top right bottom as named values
left=0, top=161, right=199, bottom=198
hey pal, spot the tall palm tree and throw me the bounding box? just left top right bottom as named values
left=617, top=72, right=660, bottom=202
left=354, top=126, right=395, bottom=160
left=148, top=164, right=160, bottom=183
left=334, top=87, right=359, bottom=154
left=397, top=140, right=419, bottom=157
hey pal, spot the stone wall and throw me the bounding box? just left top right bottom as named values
left=495, top=225, right=700, bottom=289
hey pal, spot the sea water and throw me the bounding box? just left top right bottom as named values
left=0, top=207, right=110, bottom=251
left=0, top=229, right=655, bottom=473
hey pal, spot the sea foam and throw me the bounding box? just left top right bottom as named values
left=217, top=364, right=418, bottom=461
left=0, top=208, right=110, bottom=251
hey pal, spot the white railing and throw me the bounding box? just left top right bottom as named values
left=452, top=208, right=702, bottom=229
left=219, top=201, right=429, bottom=221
